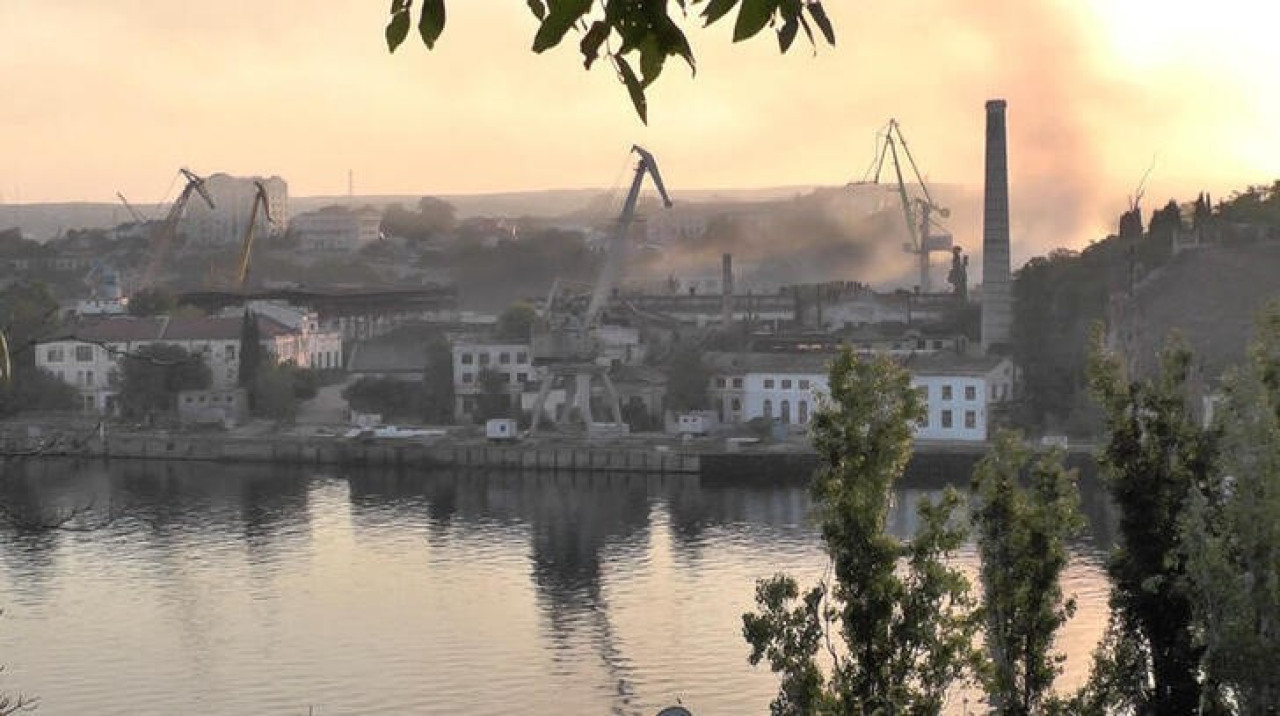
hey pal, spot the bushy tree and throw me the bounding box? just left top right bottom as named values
left=495, top=301, right=537, bottom=342
left=0, top=281, right=76, bottom=415
left=127, top=287, right=178, bottom=316
left=237, top=309, right=262, bottom=389
left=665, top=344, right=709, bottom=412
left=1086, top=327, right=1217, bottom=713
left=971, top=430, right=1085, bottom=715
left=742, top=351, right=980, bottom=714
left=1180, top=306, right=1280, bottom=713
left=475, top=367, right=513, bottom=422
left=251, top=362, right=298, bottom=422
left=118, top=344, right=211, bottom=418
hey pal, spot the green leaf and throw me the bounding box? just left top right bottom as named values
left=527, top=0, right=547, bottom=21
left=580, top=20, right=610, bottom=70
left=796, top=12, right=815, bottom=46
left=777, top=14, right=798, bottom=52
left=385, top=3, right=412, bottom=52
left=701, top=0, right=737, bottom=26
left=733, top=0, right=777, bottom=42
left=532, top=0, right=593, bottom=53
left=807, top=1, right=835, bottom=44
left=616, top=54, right=648, bottom=124
left=659, top=17, right=696, bottom=74
left=639, top=35, right=666, bottom=86
left=417, top=0, right=446, bottom=49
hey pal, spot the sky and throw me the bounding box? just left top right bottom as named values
left=1, top=0, right=1277, bottom=250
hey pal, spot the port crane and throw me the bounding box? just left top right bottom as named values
left=228, top=180, right=274, bottom=290
left=529, top=145, right=672, bottom=435
left=140, top=168, right=215, bottom=290
left=853, top=119, right=954, bottom=292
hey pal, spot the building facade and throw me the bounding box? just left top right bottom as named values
left=450, top=338, right=533, bottom=422
left=183, top=174, right=289, bottom=247
left=705, top=351, right=1013, bottom=442
left=292, top=206, right=382, bottom=253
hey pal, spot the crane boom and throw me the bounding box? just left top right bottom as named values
left=233, top=180, right=274, bottom=289
left=584, top=145, right=673, bottom=327
left=116, top=192, right=149, bottom=224
left=141, top=168, right=215, bottom=289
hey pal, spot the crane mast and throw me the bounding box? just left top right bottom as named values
left=232, top=180, right=274, bottom=289
left=116, top=192, right=149, bottom=224
left=141, top=168, right=215, bottom=289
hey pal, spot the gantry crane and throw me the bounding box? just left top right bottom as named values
left=854, top=119, right=954, bottom=292
left=529, top=145, right=672, bottom=435
left=230, top=180, right=275, bottom=290
left=140, top=168, right=215, bottom=290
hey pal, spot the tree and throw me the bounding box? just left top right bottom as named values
left=237, top=309, right=262, bottom=389
left=742, top=351, right=980, bottom=714
left=251, top=362, right=299, bottom=422
left=665, top=343, right=709, bottom=412
left=343, top=376, right=424, bottom=421
left=971, top=430, right=1085, bottom=715
left=421, top=331, right=455, bottom=424
left=475, top=367, right=513, bottom=422
left=384, top=0, right=837, bottom=123
left=118, top=344, right=211, bottom=418
left=127, top=287, right=178, bottom=316
left=495, top=301, right=538, bottom=342
left=0, top=281, right=76, bottom=416
left=1086, top=327, right=1217, bottom=713
left=1179, top=306, right=1280, bottom=713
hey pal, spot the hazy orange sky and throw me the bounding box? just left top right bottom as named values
left=1, top=0, right=1277, bottom=248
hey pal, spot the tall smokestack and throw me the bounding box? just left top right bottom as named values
left=721, top=253, right=734, bottom=328
left=981, top=99, right=1012, bottom=354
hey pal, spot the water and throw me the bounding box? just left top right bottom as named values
left=0, top=459, right=1114, bottom=715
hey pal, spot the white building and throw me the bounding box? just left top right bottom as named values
left=704, top=351, right=1014, bottom=442
left=35, top=311, right=342, bottom=414
left=292, top=205, right=382, bottom=253
left=183, top=173, right=288, bottom=247
left=450, top=338, right=534, bottom=422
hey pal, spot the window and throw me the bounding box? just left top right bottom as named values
left=941, top=410, right=953, bottom=428
left=75, top=345, right=93, bottom=362
left=461, top=353, right=474, bottom=365
left=763, top=399, right=773, bottom=418
left=764, top=379, right=775, bottom=389
left=731, top=398, right=741, bottom=411
left=516, top=372, right=528, bottom=383
left=799, top=379, right=810, bottom=390
left=84, top=370, right=93, bottom=387
left=499, top=352, right=511, bottom=365
left=225, top=345, right=236, bottom=361
left=933, top=340, right=943, bottom=350
left=941, top=384, right=953, bottom=401
left=780, top=400, right=791, bottom=424
left=798, top=400, right=809, bottom=424
left=965, top=410, right=977, bottom=429
left=516, top=352, right=528, bottom=364
left=479, top=353, right=490, bottom=366
left=781, top=379, right=792, bottom=389
left=45, top=347, right=63, bottom=363
left=716, top=377, right=727, bottom=388
left=964, top=385, right=977, bottom=401
left=462, top=373, right=474, bottom=384
left=732, top=378, right=743, bottom=388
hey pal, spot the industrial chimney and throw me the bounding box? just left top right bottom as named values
left=721, top=253, right=734, bottom=328
left=981, top=99, right=1012, bottom=354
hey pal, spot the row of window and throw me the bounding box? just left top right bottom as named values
left=761, top=398, right=810, bottom=425
left=46, top=345, right=95, bottom=363
left=459, top=371, right=529, bottom=385
left=919, top=384, right=979, bottom=402
left=459, top=351, right=528, bottom=366
left=919, top=409, right=978, bottom=430
left=713, top=377, right=816, bottom=391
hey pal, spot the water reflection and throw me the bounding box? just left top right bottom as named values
left=0, top=459, right=1116, bottom=715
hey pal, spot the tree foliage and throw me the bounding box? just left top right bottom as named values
left=665, top=343, right=709, bottom=412
left=381, top=197, right=457, bottom=241
left=742, top=351, right=979, bottom=714
left=0, top=281, right=76, bottom=416
left=475, top=367, right=514, bottom=422
left=237, top=309, right=262, bottom=389
left=1179, top=305, right=1280, bottom=713
left=250, top=361, right=299, bottom=422
left=118, top=344, right=211, bottom=418
left=495, top=301, right=538, bottom=342
left=127, top=287, right=178, bottom=316
left=384, top=0, right=836, bottom=123
left=971, top=430, right=1085, bottom=715
left=1085, top=327, right=1217, bottom=713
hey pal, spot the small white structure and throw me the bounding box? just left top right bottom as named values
left=486, top=418, right=519, bottom=441
left=676, top=411, right=718, bottom=436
